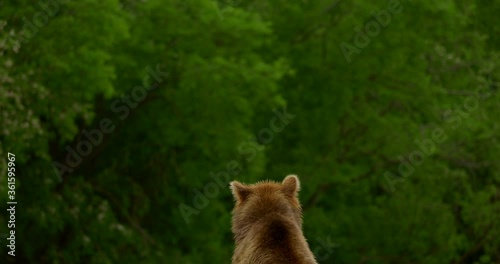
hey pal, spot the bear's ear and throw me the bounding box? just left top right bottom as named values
left=282, top=174, right=300, bottom=197
left=230, top=181, right=252, bottom=203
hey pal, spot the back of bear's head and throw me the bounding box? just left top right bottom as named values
left=230, top=175, right=303, bottom=239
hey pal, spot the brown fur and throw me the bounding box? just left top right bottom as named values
left=230, top=175, right=318, bottom=264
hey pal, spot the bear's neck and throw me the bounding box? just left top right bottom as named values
left=232, top=213, right=316, bottom=263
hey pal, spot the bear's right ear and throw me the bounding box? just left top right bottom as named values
left=230, top=181, right=251, bottom=203
left=282, top=174, right=300, bottom=197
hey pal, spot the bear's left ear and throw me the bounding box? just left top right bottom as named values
left=282, top=174, right=300, bottom=197
left=230, top=181, right=252, bottom=203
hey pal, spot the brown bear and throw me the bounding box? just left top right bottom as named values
left=230, top=175, right=318, bottom=264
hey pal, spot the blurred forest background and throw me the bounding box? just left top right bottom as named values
left=0, top=0, right=499, bottom=263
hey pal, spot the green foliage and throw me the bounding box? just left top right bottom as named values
left=0, top=0, right=499, bottom=263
